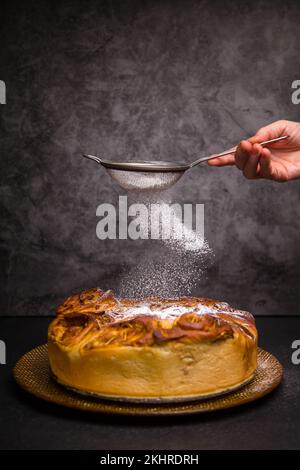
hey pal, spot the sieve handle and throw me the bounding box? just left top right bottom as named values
left=189, top=135, right=289, bottom=168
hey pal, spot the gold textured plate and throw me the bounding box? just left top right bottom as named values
left=13, top=345, right=283, bottom=416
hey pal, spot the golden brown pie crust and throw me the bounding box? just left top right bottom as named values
left=48, top=288, right=258, bottom=399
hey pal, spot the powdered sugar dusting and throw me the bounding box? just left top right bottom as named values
left=113, top=302, right=226, bottom=321
left=105, top=299, right=254, bottom=327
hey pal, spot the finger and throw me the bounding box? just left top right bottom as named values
left=207, top=154, right=235, bottom=166
left=235, top=140, right=253, bottom=170
left=242, top=143, right=263, bottom=179
left=257, top=148, right=274, bottom=179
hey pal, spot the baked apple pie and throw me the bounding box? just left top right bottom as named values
left=48, top=288, right=257, bottom=401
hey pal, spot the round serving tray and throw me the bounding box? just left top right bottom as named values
left=13, top=345, right=283, bottom=416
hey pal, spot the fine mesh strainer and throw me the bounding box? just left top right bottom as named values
left=83, top=135, right=288, bottom=191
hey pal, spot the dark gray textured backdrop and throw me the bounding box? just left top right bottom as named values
left=1, top=0, right=300, bottom=316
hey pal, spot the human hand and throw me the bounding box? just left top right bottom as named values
left=208, top=120, right=300, bottom=182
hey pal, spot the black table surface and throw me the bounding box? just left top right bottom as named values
left=0, top=316, right=299, bottom=450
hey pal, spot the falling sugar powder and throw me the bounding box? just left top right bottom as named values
left=156, top=203, right=209, bottom=253
left=117, top=194, right=214, bottom=299
left=123, top=196, right=211, bottom=253
left=118, top=248, right=212, bottom=298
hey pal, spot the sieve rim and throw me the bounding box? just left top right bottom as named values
left=100, top=159, right=189, bottom=172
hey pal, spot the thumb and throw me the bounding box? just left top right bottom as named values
left=249, top=120, right=288, bottom=144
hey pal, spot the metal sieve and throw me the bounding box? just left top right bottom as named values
left=83, top=135, right=288, bottom=191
